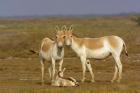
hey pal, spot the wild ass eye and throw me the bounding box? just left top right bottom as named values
left=70, top=35, right=72, bottom=37
left=63, top=36, right=65, bottom=38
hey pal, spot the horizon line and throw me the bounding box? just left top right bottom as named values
left=0, top=12, right=140, bottom=19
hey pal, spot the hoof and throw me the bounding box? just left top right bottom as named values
left=116, top=79, right=121, bottom=83
left=41, top=80, right=45, bottom=85
left=81, top=79, right=85, bottom=83
left=110, top=80, right=114, bottom=83
left=41, top=82, right=44, bottom=86
left=91, top=79, right=95, bottom=83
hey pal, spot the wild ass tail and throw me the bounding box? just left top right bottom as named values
left=123, top=41, right=128, bottom=56
left=29, top=49, right=39, bottom=55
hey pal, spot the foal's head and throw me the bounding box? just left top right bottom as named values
left=57, top=68, right=66, bottom=77
left=55, top=26, right=66, bottom=48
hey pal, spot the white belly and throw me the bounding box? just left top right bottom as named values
left=86, top=47, right=110, bottom=59
left=40, top=50, right=52, bottom=61
left=40, top=50, right=64, bottom=61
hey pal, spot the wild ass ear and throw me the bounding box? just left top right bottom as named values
left=61, top=25, right=67, bottom=32
left=69, top=25, right=73, bottom=32
left=55, top=25, right=60, bottom=32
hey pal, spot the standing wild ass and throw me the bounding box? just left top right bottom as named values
left=39, top=26, right=66, bottom=84
left=64, top=26, right=128, bottom=83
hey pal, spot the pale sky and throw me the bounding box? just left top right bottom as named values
left=0, top=0, right=140, bottom=16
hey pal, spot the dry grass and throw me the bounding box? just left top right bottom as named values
left=0, top=16, right=140, bottom=93
left=0, top=55, right=139, bottom=93
left=0, top=16, right=140, bottom=58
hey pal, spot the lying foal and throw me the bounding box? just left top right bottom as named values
left=52, top=68, right=79, bottom=87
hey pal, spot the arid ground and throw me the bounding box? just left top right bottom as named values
left=0, top=16, right=140, bottom=93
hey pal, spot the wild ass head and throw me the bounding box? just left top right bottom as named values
left=55, top=25, right=66, bottom=56
left=64, top=25, right=73, bottom=46
left=55, top=25, right=66, bottom=48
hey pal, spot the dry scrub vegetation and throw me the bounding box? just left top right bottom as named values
left=0, top=16, right=140, bottom=93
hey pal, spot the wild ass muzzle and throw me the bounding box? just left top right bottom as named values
left=34, top=26, right=66, bottom=85
left=51, top=68, right=79, bottom=87
left=64, top=25, right=128, bottom=83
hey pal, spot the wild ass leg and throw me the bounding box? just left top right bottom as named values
left=113, top=54, right=122, bottom=83
left=80, top=56, right=87, bottom=82
left=40, top=59, right=45, bottom=85
left=86, top=60, right=95, bottom=83
left=48, top=65, right=52, bottom=79
left=116, top=58, right=122, bottom=83
left=111, top=65, right=118, bottom=83
left=51, top=58, right=56, bottom=82
left=59, top=59, right=63, bottom=71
